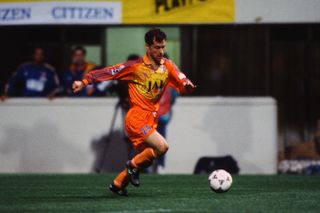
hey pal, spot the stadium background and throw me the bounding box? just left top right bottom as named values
left=1, top=0, right=320, bottom=212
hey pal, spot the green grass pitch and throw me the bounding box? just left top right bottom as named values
left=0, top=174, right=320, bottom=212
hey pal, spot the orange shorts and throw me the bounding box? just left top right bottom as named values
left=125, top=107, right=158, bottom=151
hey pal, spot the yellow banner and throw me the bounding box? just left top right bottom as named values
left=0, top=0, right=235, bottom=24
left=123, top=0, right=234, bottom=24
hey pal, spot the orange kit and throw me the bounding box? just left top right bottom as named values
left=82, top=55, right=189, bottom=150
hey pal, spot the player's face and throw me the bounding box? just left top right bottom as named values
left=147, top=39, right=166, bottom=65
left=73, top=50, right=86, bottom=65
left=33, top=48, right=45, bottom=63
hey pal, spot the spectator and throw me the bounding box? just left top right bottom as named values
left=3, top=47, right=59, bottom=99
left=63, top=46, right=96, bottom=97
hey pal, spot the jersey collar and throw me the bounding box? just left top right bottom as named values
left=143, top=54, right=164, bottom=66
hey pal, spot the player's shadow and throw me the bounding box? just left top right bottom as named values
left=0, top=121, right=87, bottom=172
left=91, top=130, right=129, bottom=173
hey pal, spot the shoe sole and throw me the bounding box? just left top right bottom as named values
left=109, top=184, right=128, bottom=196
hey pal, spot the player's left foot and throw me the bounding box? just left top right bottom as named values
left=109, top=183, right=128, bottom=196
left=126, top=161, right=140, bottom=187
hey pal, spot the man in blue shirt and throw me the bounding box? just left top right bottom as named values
left=3, top=47, right=59, bottom=98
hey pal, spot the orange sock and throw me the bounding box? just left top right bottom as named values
left=131, top=148, right=157, bottom=169
left=113, top=148, right=157, bottom=188
left=113, top=168, right=129, bottom=188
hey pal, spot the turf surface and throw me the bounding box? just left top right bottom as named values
left=0, top=174, right=319, bottom=212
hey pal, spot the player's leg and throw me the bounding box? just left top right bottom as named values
left=130, top=130, right=168, bottom=168
left=126, top=130, right=168, bottom=186
left=155, top=121, right=167, bottom=172
left=112, top=146, right=155, bottom=189
left=111, top=130, right=168, bottom=189
left=112, top=109, right=167, bottom=190
left=109, top=168, right=130, bottom=196
left=145, top=130, right=169, bottom=156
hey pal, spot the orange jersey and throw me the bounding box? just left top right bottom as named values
left=83, top=55, right=188, bottom=112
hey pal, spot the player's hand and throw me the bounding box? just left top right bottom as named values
left=183, top=79, right=196, bottom=93
left=72, top=81, right=85, bottom=93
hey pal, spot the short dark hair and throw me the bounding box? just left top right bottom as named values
left=145, top=28, right=167, bottom=46
left=127, top=54, right=140, bottom=61
left=72, top=46, right=86, bottom=55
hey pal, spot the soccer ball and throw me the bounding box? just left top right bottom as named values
left=208, top=169, right=233, bottom=193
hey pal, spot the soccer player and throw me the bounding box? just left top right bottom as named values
left=72, top=28, right=195, bottom=196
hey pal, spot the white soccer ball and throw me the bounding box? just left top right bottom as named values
left=208, top=169, right=233, bottom=193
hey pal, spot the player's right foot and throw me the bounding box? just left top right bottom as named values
left=109, top=183, right=128, bottom=196
left=126, top=160, right=140, bottom=187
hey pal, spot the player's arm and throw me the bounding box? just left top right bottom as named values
left=73, top=62, right=133, bottom=93
left=166, top=60, right=196, bottom=94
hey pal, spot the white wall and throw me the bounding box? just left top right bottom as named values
left=166, top=97, right=277, bottom=174
left=236, top=0, right=320, bottom=23
left=0, top=98, right=121, bottom=173
left=0, top=97, right=277, bottom=174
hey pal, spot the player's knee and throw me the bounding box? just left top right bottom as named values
left=158, top=142, right=169, bottom=156
left=163, top=143, right=169, bottom=153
